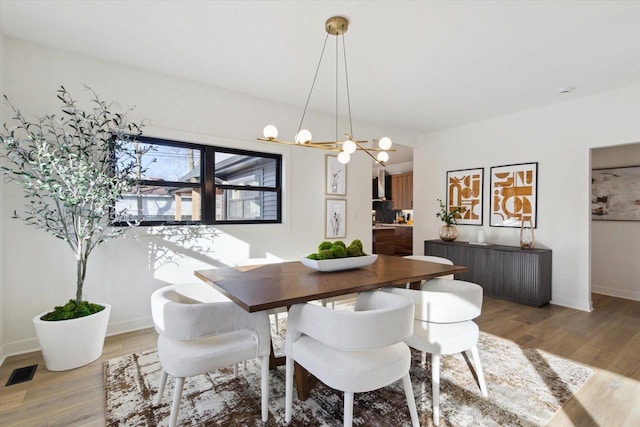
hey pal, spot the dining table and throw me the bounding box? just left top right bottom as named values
left=194, top=254, right=468, bottom=400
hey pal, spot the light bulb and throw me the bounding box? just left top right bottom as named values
left=378, top=136, right=392, bottom=150
left=295, top=129, right=312, bottom=144
left=376, top=151, right=389, bottom=163
left=338, top=151, right=351, bottom=164
left=262, top=125, right=278, bottom=139
left=342, top=139, right=356, bottom=154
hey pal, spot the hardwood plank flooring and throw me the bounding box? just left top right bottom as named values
left=1, top=294, right=638, bottom=426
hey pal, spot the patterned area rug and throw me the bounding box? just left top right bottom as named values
left=104, top=315, right=594, bottom=426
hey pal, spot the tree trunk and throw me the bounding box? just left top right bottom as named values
left=76, top=256, right=88, bottom=303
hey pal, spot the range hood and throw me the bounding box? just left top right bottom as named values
left=373, top=170, right=391, bottom=201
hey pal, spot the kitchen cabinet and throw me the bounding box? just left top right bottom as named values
left=424, top=239, right=552, bottom=306
left=394, top=226, right=413, bottom=256
left=372, top=228, right=395, bottom=255
left=372, top=226, right=413, bottom=256
left=391, top=173, right=413, bottom=210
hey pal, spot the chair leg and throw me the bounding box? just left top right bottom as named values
left=344, top=391, right=354, bottom=427
left=274, top=312, right=280, bottom=331
left=169, top=377, right=185, bottom=427
left=234, top=363, right=238, bottom=377
left=155, top=370, right=168, bottom=405
left=285, top=356, right=294, bottom=423
left=432, top=353, right=441, bottom=426
left=402, top=373, right=420, bottom=427
left=421, top=351, right=427, bottom=365
left=470, top=345, right=488, bottom=397
left=260, top=355, right=269, bottom=422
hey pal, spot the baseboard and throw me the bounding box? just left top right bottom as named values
left=1, top=337, right=41, bottom=364
left=591, top=286, right=640, bottom=302
left=106, top=316, right=153, bottom=337
left=550, top=296, right=593, bottom=312
left=0, top=316, right=154, bottom=363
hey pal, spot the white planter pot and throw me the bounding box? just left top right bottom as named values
left=33, top=303, right=111, bottom=371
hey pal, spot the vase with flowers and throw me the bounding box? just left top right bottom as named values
left=436, top=199, right=465, bottom=241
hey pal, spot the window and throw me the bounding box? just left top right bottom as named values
left=115, top=136, right=282, bottom=225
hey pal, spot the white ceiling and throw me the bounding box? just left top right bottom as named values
left=1, top=0, right=640, bottom=164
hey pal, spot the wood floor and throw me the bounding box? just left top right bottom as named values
left=1, top=293, right=639, bottom=426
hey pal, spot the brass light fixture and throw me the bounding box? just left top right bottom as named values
left=257, top=16, right=393, bottom=166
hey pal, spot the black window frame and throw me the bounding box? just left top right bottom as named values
left=114, top=135, right=282, bottom=226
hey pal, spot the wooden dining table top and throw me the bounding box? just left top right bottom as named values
left=194, top=254, right=469, bottom=313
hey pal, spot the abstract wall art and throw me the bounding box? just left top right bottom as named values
left=490, top=162, right=538, bottom=228
left=592, top=166, right=640, bottom=221
left=446, top=168, right=484, bottom=225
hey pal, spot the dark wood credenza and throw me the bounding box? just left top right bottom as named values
left=424, top=239, right=552, bottom=306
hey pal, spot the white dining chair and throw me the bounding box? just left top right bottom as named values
left=386, top=278, right=488, bottom=426
left=151, top=285, right=271, bottom=427
left=404, top=255, right=455, bottom=280
left=284, top=290, right=420, bottom=427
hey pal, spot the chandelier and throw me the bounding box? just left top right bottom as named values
left=257, top=16, right=393, bottom=166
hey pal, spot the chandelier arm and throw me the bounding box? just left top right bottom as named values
left=298, top=32, right=330, bottom=134
left=346, top=134, right=385, bottom=166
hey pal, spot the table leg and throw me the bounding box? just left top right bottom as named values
left=269, top=341, right=285, bottom=369
left=294, top=362, right=318, bottom=400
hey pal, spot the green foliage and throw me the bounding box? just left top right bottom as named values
left=346, top=244, right=365, bottom=257
left=330, top=244, right=347, bottom=258
left=307, top=239, right=367, bottom=260
left=350, top=239, right=363, bottom=250
left=435, top=198, right=465, bottom=226
left=40, top=299, right=105, bottom=321
left=0, top=85, right=146, bottom=310
left=317, top=249, right=335, bottom=260
left=318, top=241, right=333, bottom=251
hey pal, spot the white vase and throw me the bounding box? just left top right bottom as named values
left=33, top=303, right=111, bottom=371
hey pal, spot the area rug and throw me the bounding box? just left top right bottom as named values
left=105, top=318, right=594, bottom=426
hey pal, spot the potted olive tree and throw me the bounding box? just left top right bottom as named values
left=0, top=86, right=145, bottom=370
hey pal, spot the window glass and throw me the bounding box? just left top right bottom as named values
left=115, top=136, right=281, bottom=225
left=215, top=189, right=278, bottom=221
left=116, top=185, right=201, bottom=223
left=119, top=141, right=201, bottom=182
left=215, top=152, right=277, bottom=188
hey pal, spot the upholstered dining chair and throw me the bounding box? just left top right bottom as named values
left=404, top=255, right=455, bottom=280
left=386, top=278, right=488, bottom=426
left=284, top=290, right=420, bottom=427
left=151, top=284, right=271, bottom=427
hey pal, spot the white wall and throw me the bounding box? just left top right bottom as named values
left=591, top=143, right=640, bottom=301
left=0, top=37, right=419, bottom=360
left=0, top=33, right=5, bottom=363
left=413, top=84, right=640, bottom=311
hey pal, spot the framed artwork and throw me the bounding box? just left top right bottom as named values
left=325, top=155, right=346, bottom=195
left=592, top=166, right=640, bottom=221
left=446, top=167, right=484, bottom=225
left=490, top=162, right=538, bottom=227
left=325, top=199, right=347, bottom=239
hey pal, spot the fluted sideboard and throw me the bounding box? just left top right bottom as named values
left=424, top=239, right=552, bottom=306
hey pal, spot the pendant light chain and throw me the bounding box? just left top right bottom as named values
left=297, top=32, right=330, bottom=135
left=342, top=32, right=354, bottom=138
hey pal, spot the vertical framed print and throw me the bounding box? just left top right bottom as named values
left=446, top=167, right=484, bottom=225
left=326, top=155, right=346, bottom=196
left=490, top=162, right=538, bottom=227
left=325, top=198, right=347, bottom=239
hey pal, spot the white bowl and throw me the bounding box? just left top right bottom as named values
left=300, top=254, right=378, bottom=272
